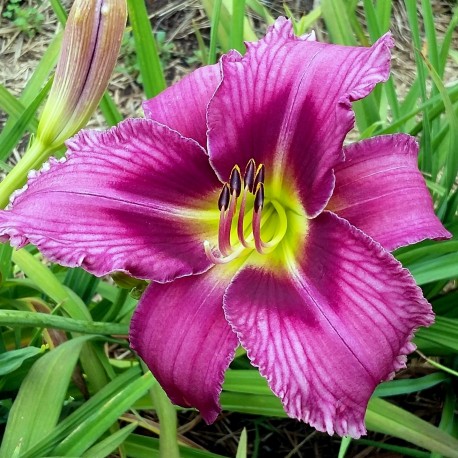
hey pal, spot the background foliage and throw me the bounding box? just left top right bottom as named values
left=0, top=0, right=458, bottom=456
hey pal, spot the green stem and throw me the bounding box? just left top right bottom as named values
left=0, top=139, right=55, bottom=209
left=0, top=310, right=128, bottom=335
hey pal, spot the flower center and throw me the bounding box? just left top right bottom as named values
left=204, top=159, right=288, bottom=264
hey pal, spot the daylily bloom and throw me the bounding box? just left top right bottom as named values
left=0, top=18, right=450, bottom=437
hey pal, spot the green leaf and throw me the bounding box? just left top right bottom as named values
left=230, top=0, right=246, bottom=54
left=145, top=366, right=180, bottom=458
left=439, top=6, right=458, bottom=75
left=415, top=316, right=458, bottom=354
left=207, top=0, right=223, bottom=64
left=366, top=397, right=458, bottom=457
left=373, top=372, right=449, bottom=397
left=421, top=54, right=458, bottom=212
left=354, top=439, right=429, bottom=458
left=0, top=346, right=43, bottom=376
left=408, top=251, right=458, bottom=285
left=11, top=249, right=91, bottom=320
left=321, top=0, right=356, bottom=45
left=338, top=436, right=352, bottom=458
left=0, top=78, right=52, bottom=162
left=49, top=0, right=67, bottom=25
left=126, top=0, right=166, bottom=98
left=124, top=434, right=228, bottom=458
left=99, top=92, right=123, bottom=126
left=404, top=0, right=432, bottom=175
left=235, top=428, right=247, bottom=458
left=0, top=335, right=94, bottom=458
left=81, top=423, right=139, bottom=458
left=0, top=85, right=33, bottom=125
left=21, top=366, right=142, bottom=457
left=51, top=372, right=155, bottom=456
left=0, top=243, right=12, bottom=285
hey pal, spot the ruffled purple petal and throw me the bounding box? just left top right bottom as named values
left=208, top=17, right=393, bottom=217
left=130, top=267, right=238, bottom=423
left=328, top=134, right=451, bottom=251
left=143, top=65, right=221, bottom=148
left=0, top=119, right=221, bottom=282
left=224, top=211, right=432, bottom=437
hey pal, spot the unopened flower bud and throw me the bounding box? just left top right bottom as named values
left=37, top=0, right=127, bottom=148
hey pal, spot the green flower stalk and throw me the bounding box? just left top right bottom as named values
left=0, top=0, right=127, bottom=208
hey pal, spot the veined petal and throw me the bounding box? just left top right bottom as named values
left=0, top=119, right=221, bottom=282
left=143, top=65, right=221, bottom=148
left=130, top=267, right=238, bottom=423
left=208, top=17, right=393, bottom=217
left=328, top=134, right=451, bottom=251
left=224, top=211, right=432, bottom=437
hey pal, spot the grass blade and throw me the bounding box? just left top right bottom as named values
left=0, top=78, right=52, bottom=162
left=126, top=0, right=166, bottom=98
left=81, top=423, right=139, bottom=458
left=207, top=0, right=223, bottom=64
left=404, top=0, right=433, bottom=175
left=21, top=366, right=142, bottom=457
left=366, top=397, right=458, bottom=457
left=0, top=335, right=95, bottom=458
left=51, top=372, right=155, bottom=456
left=230, top=0, right=246, bottom=54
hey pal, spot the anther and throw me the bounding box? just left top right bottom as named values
left=229, top=166, right=242, bottom=197
left=218, top=183, right=230, bottom=211
left=244, top=159, right=256, bottom=193
left=253, top=164, right=265, bottom=191
left=254, top=183, right=265, bottom=213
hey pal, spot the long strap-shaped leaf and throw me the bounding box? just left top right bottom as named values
left=0, top=335, right=96, bottom=458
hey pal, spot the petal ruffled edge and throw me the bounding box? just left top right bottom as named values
left=130, top=267, right=239, bottom=423
left=328, top=134, right=451, bottom=250
left=224, top=211, right=432, bottom=437
left=207, top=17, right=394, bottom=218
left=0, top=119, right=221, bottom=282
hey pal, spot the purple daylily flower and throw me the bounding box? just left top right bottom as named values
left=0, top=18, right=450, bottom=437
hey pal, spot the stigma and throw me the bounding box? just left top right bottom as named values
left=204, top=159, right=288, bottom=264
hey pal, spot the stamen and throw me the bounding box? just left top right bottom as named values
left=229, top=166, right=242, bottom=197
left=244, top=159, right=256, bottom=193
left=253, top=183, right=265, bottom=253
left=254, top=182, right=264, bottom=212
left=253, top=164, right=265, bottom=190
left=210, top=160, right=286, bottom=265
left=237, top=187, right=253, bottom=248
left=219, top=190, right=238, bottom=256
left=218, top=183, right=230, bottom=211
left=218, top=207, right=231, bottom=255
